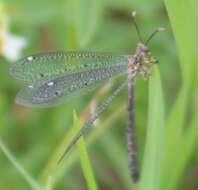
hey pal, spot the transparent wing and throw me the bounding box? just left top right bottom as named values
left=16, top=65, right=127, bottom=107
left=9, top=51, right=129, bottom=84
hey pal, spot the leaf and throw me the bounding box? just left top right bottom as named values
left=140, top=66, right=165, bottom=190
left=0, top=138, right=44, bottom=190
left=165, top=116, right=198, bottom=190
left=64, top=0, right=102, bottom=48
left=73, top=110, right=98, bottom=190
left=162, top=1, right=197, bottom=189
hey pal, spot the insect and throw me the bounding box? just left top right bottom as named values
left=9, top=12, right=165, bottom=182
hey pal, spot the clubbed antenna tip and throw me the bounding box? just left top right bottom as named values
left=145, top=27, right=166, bottom=45
left=132, top=11, right=136, bottom=18
left=156, top=27, right=166, bottom=32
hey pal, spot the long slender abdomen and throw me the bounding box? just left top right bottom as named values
left=127, top=69, right=139, bottom=182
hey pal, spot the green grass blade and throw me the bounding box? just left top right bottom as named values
left=73, top=110, right=98, bottom=190
left=75, top=0, right=102, bottom=48
left=46, top=176, right=54, bottom=190
left=163, top=0, right=194, bottom=156
left=162, top=1, right=196, bottom=188
left=40, top=100, right=125, bottom=188
left=65, top=0, right=102, bottom=48
left=0, top=138, right=44, bottom=190
left=162, top=86, right=188, bottom=177
left=164, top=0, right=194, bottom=83
left=140, top=66, right=165, bottom=190
left=165, top=115, right=198, bottom=190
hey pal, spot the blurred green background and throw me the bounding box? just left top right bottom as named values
left=0, top=0, right=197, bottom=190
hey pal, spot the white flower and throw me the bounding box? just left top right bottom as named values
left=3, top=32, right=27, bottom=61
left=0, top=4, right=27, bottom=61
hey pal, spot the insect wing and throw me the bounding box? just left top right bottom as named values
left=16, top=65, right=127, bottom=107
left=9, top=52, right=129, bottom=84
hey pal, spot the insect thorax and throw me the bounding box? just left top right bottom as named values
left=128, top=43, right=157, bottom=80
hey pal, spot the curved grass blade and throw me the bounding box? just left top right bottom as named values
left=0, top=138, right=44, bottom=190
left=72, top=111, right=98, bottom=190
left=140, top=66, right=164, bottom=190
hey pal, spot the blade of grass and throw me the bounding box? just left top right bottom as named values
left=41, top=111, right=99, bottom=190
left=165, top=115, right=198, bottom=190
left=41, top=103, right=125, bottom=188
left=46, top=176, right=53, bottom=190
left=72, top=110, right=98, bottom=190
left=75, top=0, right=102, bottom=48
left=163, top=0, right=193, bottom=157
left=163, top=1, right=195, bottom=187
left=164, top=0, right=194, bottom=83
left=140, top=66, right=165, bottom=190
left=0, top=138, right=44, bottom=190
left=162, top=86, right=188, bottom=177
left=64, top=0, right=102, bottom=48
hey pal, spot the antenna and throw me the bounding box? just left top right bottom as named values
left=131, top=11, right=143, bottom=42
left=145, top=27, right=165, bottom=45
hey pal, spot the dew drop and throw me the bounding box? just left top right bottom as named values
left=28, top=85, right=34, bottom=88
left=47, top=81, right=54, bottom=86
left=27, top=56, right=34, bottom=62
